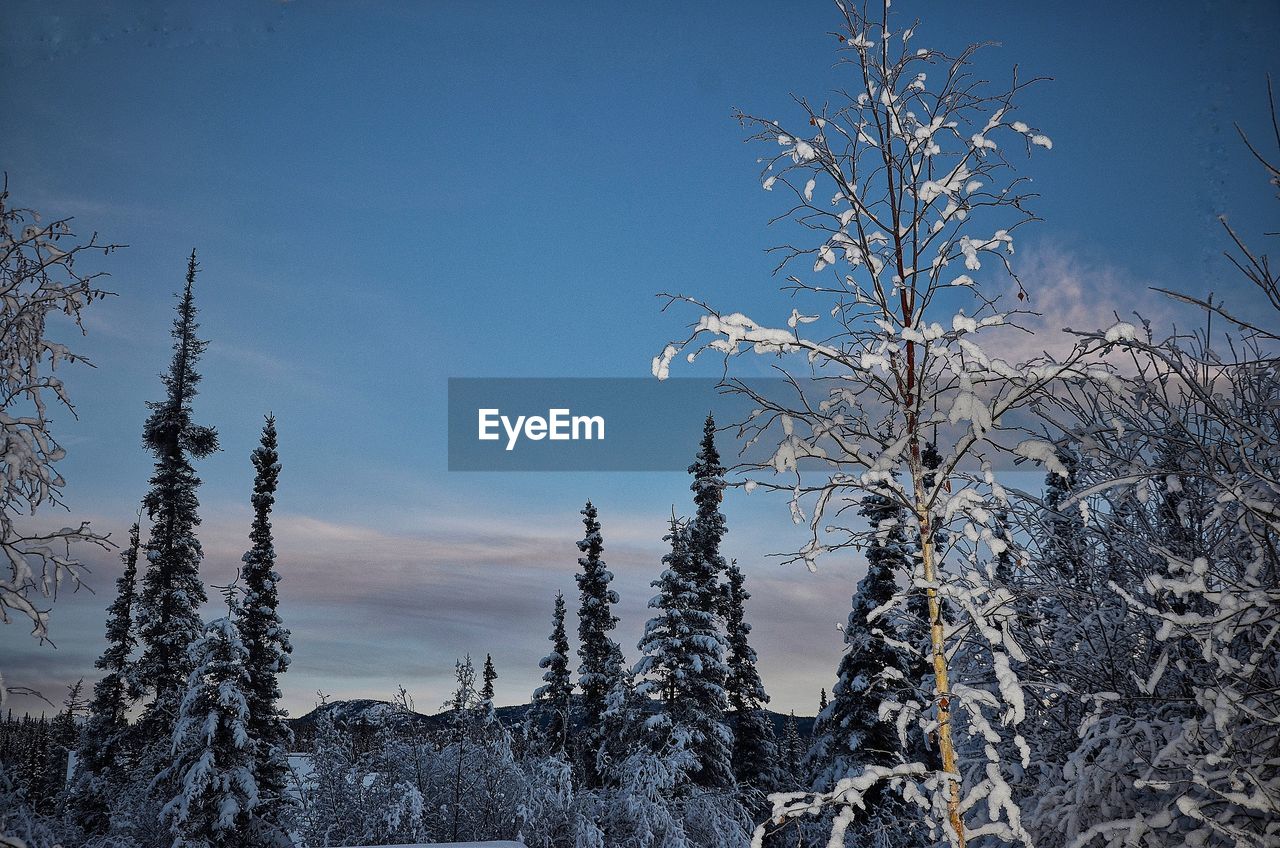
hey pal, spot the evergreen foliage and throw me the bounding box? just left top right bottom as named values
left=808, top=484, right=908, bottom=797
left=533, top=592, right=573, bottom=754
left=70, top=522, right=142, bottom=833
left=634, top=517, right=693, bottom=729
left=134, top=252, right=219, bottom=734
left=481, top=654, right=497, bottom=703
left=679, top=415, right=735, bottom=789
left=159, top=616, right=258, bottom=848
left=574, top=500, right=626, bottom=785
left=781, top=712, right=804, bottom=785
left=723, top=562, right=778, bottom=795
left=234, top=414, right=293, bottom=839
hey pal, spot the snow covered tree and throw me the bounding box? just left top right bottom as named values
left=135, top=251, right=220, bottom=736
left=574, top=500, right=627, bottom=786
left=1026, top=96, right=1280, bottom=848
left=688, top=413, right=730, bottom=603
left=234, top=414, right=293, bottom=841
left=158, top=616, right=258, bottom=848
left=0, top=181, right=115, bottom=705
left=516, top=753, right=578, bottom=848
left=481, top=653, right=497, bottom=703
left=781, top=712, right=804, bottom=785
left=723, top=562, right=778, bottom=797
left=69, top=521, right=141, bottom=834
left=681, top=417, right=734, bottom=789
left=533, top=591, right=573, bottom=754
left=297, top=707, right=363, bottom=848
left=634, top=514, right=734, bottom=790
left=354, top=703, right=431, bottom=847
left=634, top=517, right=690, bottom=725
left=653, top=3, right=1080, bottom=843
left=1039, top=449, right=1087, bottom=581
left=446, top=655, right=479, bottom=840
left=808, top=484, right=909, bottom=803
left=37, top=679, right=85, bottom=815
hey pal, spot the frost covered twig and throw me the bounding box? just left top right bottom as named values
left=652, top=3, right=1076, bottom=845
left=0, top=177, right=118, bottom=705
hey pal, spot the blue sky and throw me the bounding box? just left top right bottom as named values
left=3, top=1, right=1277, bottom=717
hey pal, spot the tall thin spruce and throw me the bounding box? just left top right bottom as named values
left=682, top=414, right=734, bottom=788
left=235, top=414, right=293, bottom=835
left=574, top=500, right=625, bottom=786
left=533, top=591, right=573, bottom=754
left=134, top=250, right=219, bottom=736
left=723, top=561, right=779, bottom=796
left=481, top=653, right=497, bottom=702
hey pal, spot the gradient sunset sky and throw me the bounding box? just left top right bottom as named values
left=3, top=0, right=1277, bottom=717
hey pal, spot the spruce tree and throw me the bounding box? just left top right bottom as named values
left=134, top=251, right=219, bottom=733
left=481, top=654, right=497, bottom=703
left=234, top=414, right=293, bottom=838
left=819, top=688, right=828, bottom=713
left=533, top=592, right=572, bottom=753
left=781, top=712, right=804, bottom=784
left=634, top=517, right=691, bottom=724
left=808, top=484, right=908, bottom=796
left=688, top=413, right=730, bottom=606
left=723, top=562, right=778, bottom=794
left=574, top=500, right=626, bottom=786
left=159, top=616, right=258, bottom=848
left=680, top=414, right=734, bottom=788
left=40, top=680, right=84, bottom=813
left=634, top=513, right=734, bottom=788
left=70, top=522, right=141, bottom=833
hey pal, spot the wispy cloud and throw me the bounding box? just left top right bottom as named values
left=988, top=241, right=1173, bottom=363
left=5, top=499, right=855, bottom=718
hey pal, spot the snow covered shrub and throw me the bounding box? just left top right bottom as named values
left=296, top=711, right=364, bottom=847
left=577, top=746, right=692, bottom=848
left=1027, top=93, right=1280, bottom=848
left=517, top=753, right=577, bottom=848
left=572, top=740, right=752, bottom=848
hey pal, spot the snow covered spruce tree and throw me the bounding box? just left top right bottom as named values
left=533, top=591, right=573, bottom=754
left=653, top=3, right=1087, bottom=844
left=481, top=653, right=498, bottom=703
left=0, top=182, right=115, bottom=705
left=574, top=500, right=628, bottom=786
left=69, top=521, right=142, bottom=834
left=135, top=251, right=220, bottom=738
left=635, top=515, right=689, bottom=727
left=680, top=414, right=735, bottom=789
left=1026, top=101, right=1280, bottom=848
left=234, top=414, right=293, bottom=841
left=722, top=562, right=779, bottom=799
left=634, top=514, right=734, bottom=790
left=158, top=615, right=258, bottom=848
left=803, top=481, right=921, bottom=845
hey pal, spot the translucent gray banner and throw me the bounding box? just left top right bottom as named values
left=447, top=377, right=1050, bottom=473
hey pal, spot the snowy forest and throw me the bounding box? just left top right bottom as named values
left=2, top=2, right=1278, bottom=847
